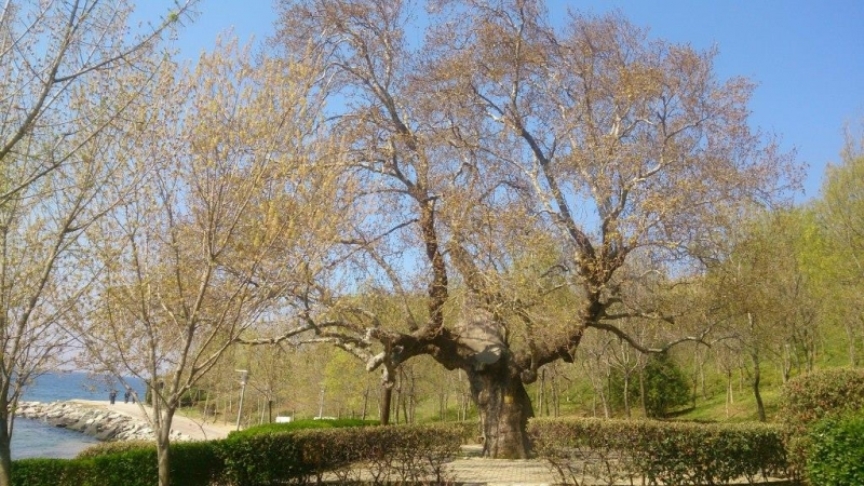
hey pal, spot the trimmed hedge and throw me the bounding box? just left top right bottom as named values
left=11, top=421, right=464, bottom=485
left=228, top=417, right=377, bottom=439
left=779, top=368, right=864, bottom=484
left=529, top=417, right=791, bottom=485
left=12, top=441, right=222, bottom=486
left=218, top=423, right=462, bottom=485
left=779, top=368, right=864, bottom=432
left=11, top=459, right=87, bottom=486
left=806, top=412, right=864, bottom=486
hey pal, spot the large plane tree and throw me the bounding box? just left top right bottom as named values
left=271, top=0, right=800, bottom=458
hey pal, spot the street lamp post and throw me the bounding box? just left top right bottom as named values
left=235, top=369, right=249, bottom=431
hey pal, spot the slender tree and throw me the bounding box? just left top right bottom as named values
left=705, top=209, right=820, bottom=420
left=77, top=41, right=347, bottom=486
left=0, top=1, right=193, bottom=483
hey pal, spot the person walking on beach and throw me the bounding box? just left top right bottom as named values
left=124, top=389, right=130, bottom=403
left=109, top=389, right=117, bottom=404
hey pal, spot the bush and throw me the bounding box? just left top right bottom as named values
left=779, top=368, right=864, bottom=482
left=806, top=413, right=864, bottom=486
left=779, top=368, right=864, bottom=431
left=641, top=353, right=691, bottom=417
left=13, top=421, right=465, bottom=485
left=13, top=441, right=221, bottom=486
left=217, top=422, right=463, bottom=485
left=607, top=353, right=691, bottom=418
left=529, top=417, right=790, bottom=485
left=76, top=440, right=154, bottom=459
left=11, top=458, right=88, bottom=486
left=229, top=417, right=377, bottom=439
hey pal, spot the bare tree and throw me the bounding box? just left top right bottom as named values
left=76, top=41, right=347, bottom=486
left=270, top=0, right=800, bottom=457
left=0, top=1, right=194, bottom=483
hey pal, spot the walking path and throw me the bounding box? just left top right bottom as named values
left=335, top=445, right=792, bottom=486
left=444, top=455, right=558, bottom=485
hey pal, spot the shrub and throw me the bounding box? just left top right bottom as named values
left=76, top=440, right=153, bottom=459
left=641, top=353, right=691, bottom=417
left=779, top=368, right=864, bottom=482
left=11, top=458, right=88, bottom=486
left=229, top=417, right=377, bottom=439
left=13, top=441, right=221, bottom=486
left=607, top=353, right=690, bottom=418
left=217, top=422, right=463, bottom=485
left=779, top=368, right=864, bottom=431
left=529, top=417, right=790, bottom=485
left=85, top=441, right=220, bottom=486
left=13, top=421, right=464, bottom=485
left=806, top=413, right=864, bottom=486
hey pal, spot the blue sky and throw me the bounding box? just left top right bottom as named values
left=145, top=0, right=864, bottom=203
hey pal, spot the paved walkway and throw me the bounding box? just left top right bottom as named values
left=339, top=446, right=793, bottom=485
left=444, top=455, right=559, bottom=485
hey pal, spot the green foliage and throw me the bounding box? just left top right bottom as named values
left=228, top=417, right=377, bottom=439
left=13, top=441, right=221, bottom=486
left=144, top=382, right=209, bottom=407
left=13, top=421, right=463, bottom=486
left=778, top=368, right=864, bottom=482
left=779, top=368, right=864, bottom=431
left=11, top=459, right=88, bottom=486
left=217, top=423, right=462, bottom=485
left=643, top=353, right=691, bottom=417
left=806, top=413, right=864, bottom=486
left=76, top=440, right=153, bottom=459
left=529, top=417, right=791, bottom=485
left=607, top=353, right=691, bottom=418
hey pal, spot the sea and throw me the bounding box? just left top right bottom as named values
left=13, top=371, right=146, bottom=460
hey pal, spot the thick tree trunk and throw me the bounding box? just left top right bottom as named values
left=465, top=361, right=534, bottom=459
left=380, top=385, right=392, bottom=425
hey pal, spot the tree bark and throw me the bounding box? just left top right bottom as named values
left=750, top=350, right=767, bottom=422
left=156, top=426, right=172, bottom=486
left=0, top=415, right=11, bottom=486
left=465, top=358, right=534, bottom=459
left=380, top=385, right=392, bottom=425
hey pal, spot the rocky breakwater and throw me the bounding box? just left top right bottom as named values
left=15, top=401, right=191, bottom=442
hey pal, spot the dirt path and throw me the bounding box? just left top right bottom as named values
left=70, top=399, right=236, bottom=441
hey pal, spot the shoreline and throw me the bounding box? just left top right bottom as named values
left=15, top=400, right=235, bottom=443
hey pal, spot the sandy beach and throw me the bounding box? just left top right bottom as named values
left=69, top=399, right=236, bottom=441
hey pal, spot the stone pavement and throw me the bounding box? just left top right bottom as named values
left=324, top=445, right=562, bottom=485
left=337, top=445, right=793, bottom=485
left=444, top=455, right=559, bottom=485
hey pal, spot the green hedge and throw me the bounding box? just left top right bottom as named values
left=806, top=412, right=864, bottom=486
left=779, top=368, right=864, bottom=484
left=529, top=417, right=791, bottom=485
left=228, top=417, right=377, bottom=439
left=11, top=422, right=464, bottom=485
left=779, top=368, right=864, bottom=432
left=11, top=459, right=88, bottom=486
left=12, top=441, right=222, bottom=486
left=218, top=423, right=462, bottom=485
